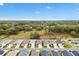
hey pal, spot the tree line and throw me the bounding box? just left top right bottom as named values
left=0, top=21, right=79, bottom=38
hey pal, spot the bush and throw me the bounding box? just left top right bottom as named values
left=36, top=26, right=43, bottom=31
left=64, top=44, right=72, bottom=48
left=30, top=32, right=40, bottom=39
left=70, top=31, right=76, bottom=36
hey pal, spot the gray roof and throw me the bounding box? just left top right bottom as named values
left=36, top=40, right=42, bottom=45
left=31, top=50, right=39, bottom=56
left=50, top=40, right=54, bottom=44
left=57, top=40, right=62, bottom=44
left=0, top=49, right=4, bottom=55
left=21, top=40, right=29, bottom=44
left=40, top=50, right=50, bottom=56
left=8, top=40, right=15, bottom=44
left=43, top=40, right=49, bottom=45
left=72, top=51, right=79, bottom=56
left=52, top=50, right=60, bottom=56
left=62, top=50, right=73, bottom=56
left=18, top=49, right=30, bottom=56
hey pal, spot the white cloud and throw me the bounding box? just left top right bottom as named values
left=0, top=18, right=34, bottom=21
left=0, top=3, right=4, bottom=6
left=46, top=6, right=51, bottom=9
left=37, top=18, right=65, bottom=21
left=0, top=17, right=65, bottom=21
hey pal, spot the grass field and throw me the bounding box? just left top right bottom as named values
left=0, top=30, right=72, bottom=40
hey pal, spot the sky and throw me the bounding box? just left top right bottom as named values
left=0, top=3, right=79, bottom=21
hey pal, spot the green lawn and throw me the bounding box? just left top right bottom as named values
left=0, top=30, right=73, bottom=40
left=64, top=44, right=72, bottom=48
left=3, top=45, right=8, bottom=48
left=49, top=44, right=54, bottom=48
left=76, top=45, right=79, bottom=48
left=27, top=44, right=31, bottom=48
left=63, top=41, right=72, bottom=48
left=58, top=50, right=62, bottom=56
left=11, top=44, right=17, bottom=48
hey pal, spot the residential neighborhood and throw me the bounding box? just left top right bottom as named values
left=0, top=39, right=79, bottom=56
left=0, top=3, right=79, bottom=57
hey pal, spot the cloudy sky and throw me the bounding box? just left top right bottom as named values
left=0, top=3, right=79, bottom=21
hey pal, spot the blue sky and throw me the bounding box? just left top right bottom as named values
left=0, top=3, right=79, bottom=21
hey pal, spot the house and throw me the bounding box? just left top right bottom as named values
left=18, top=49, right=30, bottom=56
left=6, top=50, right=19, bottom=56
left=40, top=50, right=50, bottom=56
left=36, top=40, right=42, bottom=48
left=30, top=49, right=39, bottom=56
left=57, top=40, right=64, bottom=48
left=43, top=40, right=49, bottom=48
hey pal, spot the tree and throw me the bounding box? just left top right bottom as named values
left=30, top=32, right=40, bottom=39
left=70, top=31, right=76, bottom=37
left=6, top=27, right=18, bottom=35
left=35, top=26, right=43, bottom=31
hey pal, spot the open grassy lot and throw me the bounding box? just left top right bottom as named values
left=0, top=21, right=78, bottom=40
left=0, top=31, right=73, bottom=40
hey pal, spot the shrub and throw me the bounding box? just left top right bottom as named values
left=30, top=32, right=40, bottom=39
